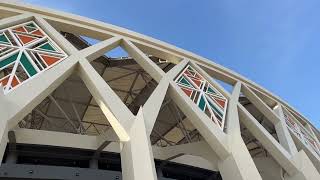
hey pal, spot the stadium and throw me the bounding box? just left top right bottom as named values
left=0, top=1, right=319, bottom=180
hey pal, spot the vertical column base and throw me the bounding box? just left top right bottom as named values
left=120, top=108, right=157, bottom=180
left=285, top=151, right=320, bottom=180
left=89, top=159, right=98, bottom=169
left=218, top=136, right=262, bottom=180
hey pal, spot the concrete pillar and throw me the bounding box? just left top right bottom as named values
left=120, top=108, right=157, bottom=180
left=274, top=105, right=298, bottom=155
left=89, top=159, right=99, bottom=169
left=218, top=138, right=263, bottom=180
left=219, top=82, right=263, bottom=180
left=6, top=151, right=17, bottom=164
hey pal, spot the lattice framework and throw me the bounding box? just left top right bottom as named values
left=0, top=2, right=319, bottom=180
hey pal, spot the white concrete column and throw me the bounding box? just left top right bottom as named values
left=274, top=105, right=298, bottom=155
left=219, top=82, right=263, bottom=180
left=120, top=108, right=157, bottom=180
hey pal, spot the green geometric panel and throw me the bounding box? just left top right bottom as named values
left=207, top=99, right=223, bottom=118
left=0, top=52, right=19, bottom=69
left=0, top=34, right=9, bottom=44
left=25, top=23, right=36, bottom=28
left=207, top=86, right=217, bottom=94
left=178, top=76, right=195, bottom=88
left=20, top=52, right=37, bottom=76
left=198, top=95, right=206, bottom=111
left=37, top=42, right=56, bottom=52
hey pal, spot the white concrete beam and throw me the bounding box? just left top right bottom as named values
left=153, top=141, right=220, bottom=170
left=225, top=81, right=242, bottom=135
left=130, top=40, right=183, bottom=65
left=165, top=58, right=189, bottom=80
left=0, top=13, right=33, bottom=29
left=274, top=105, right=298, bottom=155
left=78, top=58, right=132, bottom=141
left=13, top=128, right=215, bottom=170
left=121, top=39, right=165, bottom=83
left=34, top=16, right=78, bottom=55
left=238, top=104, right=298, bottom=176
left=5, top=56, right=78, bottom=129
left=143, top=78, right=170, bottom=135
left=79, top=36, right=122, bottom=62
left=241, top=84, right=280, bottom=124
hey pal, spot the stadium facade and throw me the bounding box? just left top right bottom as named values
left=0, top=1, right=319, bottom=180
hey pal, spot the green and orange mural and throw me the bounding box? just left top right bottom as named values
left=0, top=21, right=67, bottom=93
left=175, top=64, right=228, bottom=130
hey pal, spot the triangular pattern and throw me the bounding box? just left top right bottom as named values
left=31, top=29, right=44, bottom=37
left=0, top=33, right=10, bottom=44
left=16, top=33, right=38, bottom=45
left=39, top=53, right=63, bottom=66
left=0, top=21, right=68, bottom=93
left=0, top=52, right=19, bottom=69
left=36, top=42, right=57, bottom=52
left=25, top=23, right=36, bottom=28
left=180, top=86, right=193, bottom=97
left=177, top=76, right=195, bottom=89
left=175, top=64, right=228, bottom=130
left=212, top=96, right=226, bottom=109
left=13, top=26, right=26, bottom=33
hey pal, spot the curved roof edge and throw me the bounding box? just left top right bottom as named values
left=0, top=0, right=318, bottom=132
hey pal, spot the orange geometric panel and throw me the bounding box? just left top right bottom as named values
left=39, top=54, right=62, bottom=66
left=16, top=34, right=38, bottom=45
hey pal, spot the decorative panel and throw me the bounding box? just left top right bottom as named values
left=0, top=21, right=68, bottom=93
left=175, top=64, right=228, bottom=130
left=283, top=109, right=320, bottom=156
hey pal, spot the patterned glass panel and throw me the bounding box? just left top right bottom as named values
left=175, top=64, right=228, bottom=130
left=283, top=109, right=320, bottom=156
left=0, top=21, right=68, bottom=93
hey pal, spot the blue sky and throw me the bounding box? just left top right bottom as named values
left=24, top=0, right=320, bottom=129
